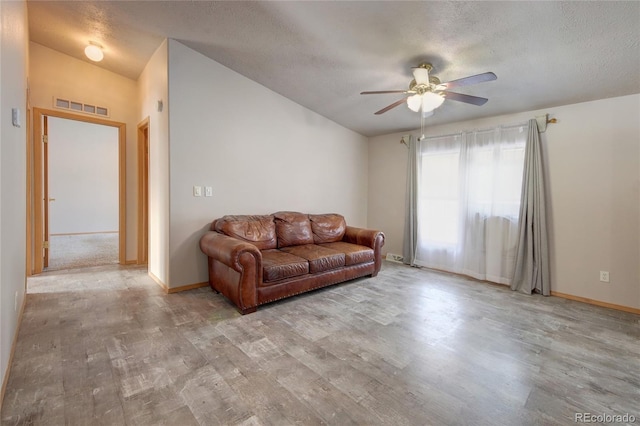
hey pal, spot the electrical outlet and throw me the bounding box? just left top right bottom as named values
left=193, top=186, right=202, bottom=197
left=599, top=271, right=610, bottom=283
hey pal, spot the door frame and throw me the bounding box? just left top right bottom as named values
left=43, top=116, right=49, bottom=268
left=137, top=117, right=149, bottom=265
left=28, top=107, right=127, bottom=275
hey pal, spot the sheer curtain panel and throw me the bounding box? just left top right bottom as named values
left=413, top=125, right=527, bottom=284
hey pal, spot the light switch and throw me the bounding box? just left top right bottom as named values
left=193, top=186, right=202, bottom=197
left=205, top=186, right=213, bottom=197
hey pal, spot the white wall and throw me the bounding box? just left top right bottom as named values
left=0, top=0, right=27, bottom=399
left=137, top=40, right=169, bottom=285
left=48, top=117, right=119, bottom=234
left=368, top=94, right=640, bottom=310
left=167, top=40, right=369, bottom=288
left=29, top=42, right=138, bottom=261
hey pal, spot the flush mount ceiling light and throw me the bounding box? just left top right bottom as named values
left=84, top=42, right=104, bottom=62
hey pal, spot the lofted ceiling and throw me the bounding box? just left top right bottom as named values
left=27, top=1, right=640, bottom=137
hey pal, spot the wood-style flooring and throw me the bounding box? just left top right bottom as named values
left=2, top=262, right=638, bottom=425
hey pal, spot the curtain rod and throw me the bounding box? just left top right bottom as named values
left=400, top=132, right=463, bottom=147
left=400, top=114, right=557, bottom=146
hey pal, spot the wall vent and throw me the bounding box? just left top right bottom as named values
left=385, top=253, right=404, bottom=263
left=53, top=97, right=110, bottom=118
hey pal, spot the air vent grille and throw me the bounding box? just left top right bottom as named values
left=53, top=97, right=110, bottom=118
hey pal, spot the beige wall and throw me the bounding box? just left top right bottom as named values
left=29, top=42, right=139, bottom=261
left=368, top=94, right=640, bottom=310
left=167, top=40, right=369, bottom=288
left=368, top=132, right=410, bottom=259
left=0, top=0, right=28, bottom=399
left=137, top=40, right=169, bottom=285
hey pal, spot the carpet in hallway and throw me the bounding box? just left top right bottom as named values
left=46, top=233, right=118, bottom=271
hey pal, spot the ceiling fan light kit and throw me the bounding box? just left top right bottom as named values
left=406, top=63, right=445, bottom=114
left=407, top=92, right=445, bottom=113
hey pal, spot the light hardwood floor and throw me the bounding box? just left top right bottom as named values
left=2, top=262, right=638, bottom=425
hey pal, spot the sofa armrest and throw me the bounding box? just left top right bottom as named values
left=200, top=232, right=262, bottom=313
left=200, top=231, right=262, bottom=272
left=343, top=226, right=385, bottom=249
left=344, top=226, right=385, bottom=277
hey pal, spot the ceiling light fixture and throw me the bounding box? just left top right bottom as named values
left=406, top=92, right=445, bottom=114
left=84, top=42, right=104, bottom=62
left=406, top=64, right=445, bottom=141
left=406, top=64, right=445, bottom=115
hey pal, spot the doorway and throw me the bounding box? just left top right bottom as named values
left=28, top=108, right=126, bottom=275
left=47, top=117, right=119, bottom=270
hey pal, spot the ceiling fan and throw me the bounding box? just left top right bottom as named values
left=361, top=63, right=497, bottom=116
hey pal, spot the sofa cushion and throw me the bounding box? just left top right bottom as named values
left=309, top=213, right=346, bottom=244
left=214, top=215, right=277, bottom=250
left=261, top=249, right=309, bottom=283
left=320, top=242, right=374, bottom=266
left=280, top=244, right=345, bottom=273
left=274, top=211, right=314, bottom=248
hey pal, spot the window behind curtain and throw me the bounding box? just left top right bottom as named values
left=421, top=150, right=460, bottom=246
left=414, top=125, right=527, bottom=284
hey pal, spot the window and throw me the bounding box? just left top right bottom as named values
left=421, top=150, right=460, bottom=245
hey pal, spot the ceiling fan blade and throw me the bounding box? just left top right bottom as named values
left=374, top=98, right=408, bottom=115
left=442, top=91, right=489, bottom=106
left=361, top=90, right=412, bottom=95
left=442, top=72, right=497, bottom=89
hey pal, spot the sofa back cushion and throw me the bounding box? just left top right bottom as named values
left=274, top=211, right=314, bottom=248
left=213, top=215, right=277, bottom=250
left=309, top=213, right=346, bottom=244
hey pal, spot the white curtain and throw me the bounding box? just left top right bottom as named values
left=414, top=125, right=527, bottom=284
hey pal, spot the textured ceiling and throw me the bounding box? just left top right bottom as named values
left=27, top=1, right=640, bottom=137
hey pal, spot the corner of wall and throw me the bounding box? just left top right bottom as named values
left=0, top=0, right=28, bottom=407
left=137, top=38, right=170, bottom=287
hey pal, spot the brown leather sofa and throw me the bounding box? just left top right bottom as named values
left=199, top=211, right=385, bottom=314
